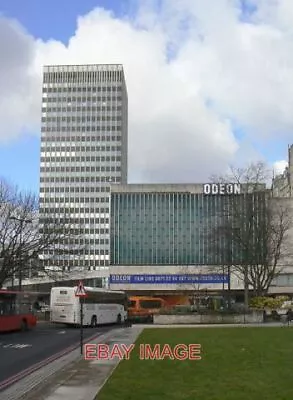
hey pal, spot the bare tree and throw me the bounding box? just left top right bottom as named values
left=179, top=265, right=216, bottom=311
left=0, top=179, right=77, bottom=289
left=210, top=161, right=272, bottom=191
left=209, top=162, right=293, bottom=308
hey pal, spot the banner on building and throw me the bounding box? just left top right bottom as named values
left=109, top=274, right=229, bottom=284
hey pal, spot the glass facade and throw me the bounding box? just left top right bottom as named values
left=272, top=274, right=293, bottom=287
left=110, top=190, right=268, bottom=266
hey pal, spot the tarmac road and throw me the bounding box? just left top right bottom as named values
left=0, top=322, right=113, bottom=389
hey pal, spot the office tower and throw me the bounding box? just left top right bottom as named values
left=39, top=64, right=128, bottom=276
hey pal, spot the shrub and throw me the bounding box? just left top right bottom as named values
left=250, top=296, right=289, bottom=309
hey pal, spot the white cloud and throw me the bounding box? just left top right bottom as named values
left=1, top=1, right=293, bottom=182
left=0, top=17, right=40, bottom=142
left=273, top=160, right=288, bottom=176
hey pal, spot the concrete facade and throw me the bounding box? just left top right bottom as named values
left=109, top=265, right=243, bottom=292
left=153, top=311, right=264, bottom=324
left=39, top=64, right=128, bottom=274
left=268, top=198, right=293, bottom=294
left=270, top=145, right=293, bottom=293
left=19, top=269, right=110, bottom=292
left=272, top=144, right=293, bottom=197
left=110, top=183, right=266, bottom=194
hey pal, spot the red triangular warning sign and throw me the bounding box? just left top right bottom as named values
left=75, top=280, right=87, bottom=297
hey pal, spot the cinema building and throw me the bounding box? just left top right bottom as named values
left=109, top=183, right=270, bottom=302
left=19, top=181, right=293, bottom=298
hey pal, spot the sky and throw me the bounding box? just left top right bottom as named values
left=0, top=0, right=292, bottom=194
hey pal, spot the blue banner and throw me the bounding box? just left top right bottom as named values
left=109, top=274, right=229, bottom=284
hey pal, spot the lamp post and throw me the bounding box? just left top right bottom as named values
left=9, top=216, right=33, bottom=291
left=0, top=258, right=3, bottom=288
left=106, top=176, right=112, bottom=287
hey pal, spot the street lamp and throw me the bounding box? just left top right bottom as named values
left=9, top=216, right=33, bottom=291
left=0, top=258, right=3, bottom=288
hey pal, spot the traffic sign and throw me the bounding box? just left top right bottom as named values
left=75, top=280, right=87, bottom=297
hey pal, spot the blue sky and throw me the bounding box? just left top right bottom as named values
left=0, top=0, right=128, bottom=42
left=0, top=0, right=127, bottom=194
left=0, top=0, right=291, bottom=193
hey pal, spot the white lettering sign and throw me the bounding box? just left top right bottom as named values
left=111, top=274, right=131, bottom=282
left=203, top=183, right=241, bottom=195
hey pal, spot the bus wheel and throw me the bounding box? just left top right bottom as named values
left=21, top=320, right=28, bottom=331
left=91, top=316, right=97, bottom=327
left=117, top=314, right=122, bottom=324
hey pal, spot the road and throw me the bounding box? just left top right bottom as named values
left=0, top=322, right=113, bottom=389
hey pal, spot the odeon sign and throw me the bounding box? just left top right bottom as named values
left=203, top=183, right=241, bottom=195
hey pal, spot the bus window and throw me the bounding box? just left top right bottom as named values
left=0, top=290, right=37, bottom=332
left=0, top=292, right=17, bottom=314
left=139, top=300, right=163, bottom=309
left=128, top=300, right=136, bottom=308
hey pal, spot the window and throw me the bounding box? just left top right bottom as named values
left=0, top=294, right=16, bottom=315
left=272, top=274, right=293, bottom=287
left=139, top=300, right=163, bottom=309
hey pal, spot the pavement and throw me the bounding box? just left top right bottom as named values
left=0, top=322, right=112, bottom=385
left=16, top=325, right=144, bottom=400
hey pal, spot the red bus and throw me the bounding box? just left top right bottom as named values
left=0, top=289, right=38, bottom=332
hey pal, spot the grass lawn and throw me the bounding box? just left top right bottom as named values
left=96, top=327, right=293, bottom=400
